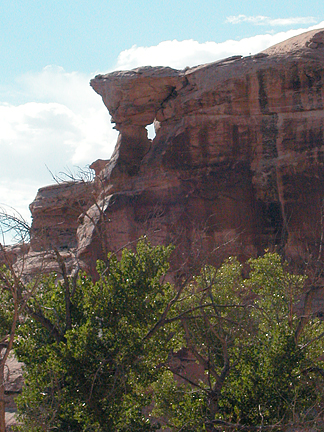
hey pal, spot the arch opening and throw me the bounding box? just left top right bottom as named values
left=146, top=122, right=156, bottom=140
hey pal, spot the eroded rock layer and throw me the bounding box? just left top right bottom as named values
left=30, top=181, right=93, bottom=252
left=30, top=29, right=324, bottom=274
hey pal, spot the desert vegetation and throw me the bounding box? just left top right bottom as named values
left=0, top=237, right=324, bottom=431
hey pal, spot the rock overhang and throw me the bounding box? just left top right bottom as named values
left=23, top=28, right=324, bottom=278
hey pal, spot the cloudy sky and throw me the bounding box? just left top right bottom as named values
left=1, top=0, right=324, bottom=235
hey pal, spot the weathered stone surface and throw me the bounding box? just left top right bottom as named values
left=0, top=244, right=29, bottom=267
left=89, top=159, right=109, bottom=176
left=4, top=28, right=321, bottom=430
left=30, top=181, right=94, bottom=253
left=26, top=29, right=324, bottom=276
left=4, top=354, right=23, bottom=431
left=75, top=29, right=324, bottom=273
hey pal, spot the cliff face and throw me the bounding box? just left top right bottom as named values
left=29, top=29, right=324, bottom=274
left=30, top=182, right=93, bottom=252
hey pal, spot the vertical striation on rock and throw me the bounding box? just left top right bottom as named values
left=26, top=29, right=324, bottom=274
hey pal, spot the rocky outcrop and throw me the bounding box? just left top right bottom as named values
left=29, top=181, right=94, bottom=253
left=4, top=355, right=23, bottom=431
left=28, top=29, right=324, bottom=275
left=4, top=29, right=322, bottom=430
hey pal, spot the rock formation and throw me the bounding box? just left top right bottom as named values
left=3, top=28, right=322, bottom=431
left=4, top=355, right=23, bottom=431
left=26, top=29, right=324, bottom=277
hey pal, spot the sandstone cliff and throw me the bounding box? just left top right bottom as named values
left=28, top=29, right=324, bottom=276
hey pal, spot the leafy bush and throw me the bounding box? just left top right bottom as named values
left=15, top=241, right=176, bottom=431
left=13, top=247, right=324, bottom=431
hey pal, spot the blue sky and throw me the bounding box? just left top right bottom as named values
left=1, top=0, right=323, bottom=80
left=1, top=0, right=324, bottom=239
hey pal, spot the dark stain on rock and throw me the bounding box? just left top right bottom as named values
left=232, top=124, right=239, bottom=160
left=257, top=70, right=269, bottom=114
left=305, top=67, right=323, bottom=109
left=116, top=132, right=151, bottom=177
left=261, top=114, right=278, bottom=160
left=283, top=119, right=324, bottom=153
left=302, top=126, right=324, bottom=151
left=290, top=65, right=303, bottom=111
left=255, top=200, right=285, bottom=248
left=198, top=126, right=209, bottom=165
left=291, top=69, right=301, bottom=91
left=281, top=119, right=297, bottom=152
left=258, top=114, right=279, bottom=202
left=163, top=131, right=192, bottom=170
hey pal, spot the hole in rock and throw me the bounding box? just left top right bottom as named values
left=146, top=122, right=156, bottom=140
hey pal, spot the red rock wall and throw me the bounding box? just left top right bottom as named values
left=29, top=29, right=324, bottom=275
left=29, top=181, right=94, bottom=252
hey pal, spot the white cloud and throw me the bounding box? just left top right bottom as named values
left=2, top=22, right=324, bottom=241
left=114, top=22, right=324, bottom=71
left=0, top=179, right=38, bottom=229
left=0, top=67, right=118, bottom=237
left=14, top=66, right=119, bottom=165
left=225, top=15, right=317, bottom=26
